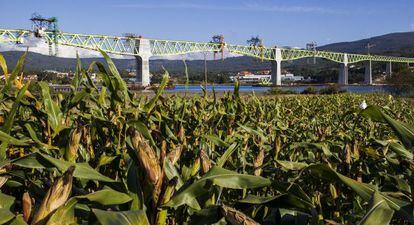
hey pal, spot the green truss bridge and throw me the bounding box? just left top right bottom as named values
left=1, top=28, right=413, bottom=86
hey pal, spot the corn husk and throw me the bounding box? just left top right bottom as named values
left=253, top=149, right=265, bottom=176
left=31, top=166, right=75, bottom=225
left=221, top=205, right=260, bottom=225
left=191, top=157, right=201, bottom=176
left=274, top=136, right=281, bottom=160
left=200, top=149, right=211, bottom=174
left=0, top=176, right=8, bottom=188
left=65, top=127, right=82, bottom=162
left=353, top=141, right=360, bottom=160
left=161, top=140, right=167, bottom=162
left=130, top=129, right=162, bottom=205
left=178, top=125, right=186, bottom=145
left=23, top=192, right=32, bottom=222
left=344, top=144, right=351, bottom=165
left=0, top=166, right=8, bottom=188
left=167, top=143, right=183, bottom=165
left=156, top=178, right=177, bottom=225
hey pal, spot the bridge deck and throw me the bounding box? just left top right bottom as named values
left=1, top=29, right=414, bottom=64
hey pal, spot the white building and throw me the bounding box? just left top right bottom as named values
left=230, top=73, right=304, bottom=83
left=281, top=73, right=304, bottom=81
left=230, top=74, right=271, bottom=83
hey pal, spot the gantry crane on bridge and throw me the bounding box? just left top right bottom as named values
left=30, top=13, right=59, bottom=56
left=210, top=35, right=225, bottom=60
left=1, top=17, right=414, bottom=86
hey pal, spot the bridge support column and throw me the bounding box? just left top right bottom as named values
left=271, top=48, right=282, bottom=86
left=364, top=60, right=372, bottom=85
left=338, top=54, right=349, bottom=85
left=271, top=60, right=282, bottom=86
left=338, top=63, right=349, bottom=85
left=386, top=61, right=392, bottom=77
left=135, top=38, right=152, bottom=86
left=135, top=55, right=150, bottom=86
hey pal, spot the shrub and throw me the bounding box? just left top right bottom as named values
left=301, top=87, right=318, bottom=94
left=267, top=87, right=297, bottom=95
left=319, top=85, right=347, bottom=94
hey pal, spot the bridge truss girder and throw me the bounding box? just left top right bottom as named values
left=226, top=45, right=275, bottom=61
left=150, top=39, right=222, bottom=56
left=1, top=29, right=414, bottom=65
left=0, top=29, right=31, bottom=43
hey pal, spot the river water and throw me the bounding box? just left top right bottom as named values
left=166, top=85, right=396, bottom=93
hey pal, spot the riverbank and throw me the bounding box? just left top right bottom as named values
left=163, top=84, right=395, bottom=94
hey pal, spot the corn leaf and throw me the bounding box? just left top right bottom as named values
left=1, top=51, right=26, bottom=97
left=39, top=82, right=65, bottom=137
left=46, top=198, right=77, bottom=225
left=0, top=130, right=30, bottom=146
left=308, top=164, right=412, bottom=222
left=165, top=166, right=271, bottom=209
left=126, top=162, right=144, bottom=210
left=12, top=153, right=116, bottom=182
left=239, top=194, right=314, bottom=213
left=357, top=191, right=394, bottom=225
left=0, top=192, right=15, bottom=210
left=77, top=188, right=132, bottom=205
left=98, top=49, right=130, bottom=104
left=2, top=82, right=30, bottom=134
left=216, top=143, right=238, bottom=168
left=0, top=53, right=8, bottom=76
left=92, top=209, right=150, bottom=225
left=362, top=106, right=414, bottom=149
left=0, top=208, right=15, bottom=224
left=144, top=73, right=168, bottom=114
left=9, top=215, right=27, bottom=225
left=71, top=52, right=82, bottom=89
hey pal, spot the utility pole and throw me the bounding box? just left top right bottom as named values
left=366, top=42, right=376, bottom=55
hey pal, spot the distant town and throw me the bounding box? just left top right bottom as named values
left=229, top=70, right=309, bottom=84
left=6, top=68, right=311, bottom=87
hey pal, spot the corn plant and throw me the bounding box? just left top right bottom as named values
left=0, top=51, right=413, bottom=225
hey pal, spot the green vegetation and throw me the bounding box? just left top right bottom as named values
left=267, top=88, right=298, bottom=95
left=318, top=85, right=347, bottom=95
left=301, top=87, right=318, bottom=94
left=267, top=85, right=346, bottom=95
left=1, top=52, right=414, bottom=225
left=388, top=66, right=414, bottom=96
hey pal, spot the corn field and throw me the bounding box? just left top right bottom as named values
left=1, top=51, right=414, bottom=225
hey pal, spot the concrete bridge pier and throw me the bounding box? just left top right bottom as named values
left=364, top=60, right=373, bottom=85
left=338, top=63, right=349, bottom=85
left=271, top=60, right=282, bottom=86
left=386, top=61, right=392, bottom=77
left=135, top=55, right=150, bottom=86
left=338, top=54, right=349, bottom=85
left=271, top=48, right=282, bottom=86
left=134, top=38, right=152, bottom=86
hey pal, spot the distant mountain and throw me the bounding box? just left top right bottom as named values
left=318, top=31, right=414, bottom=56
left=0, top=51, right=135, bottom=72
left=0, top=51, right=270, bottom=74
left=1, top=31, right=414, bottom=73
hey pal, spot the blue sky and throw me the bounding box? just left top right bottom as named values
left=1, top=0, right=414, bottom=47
